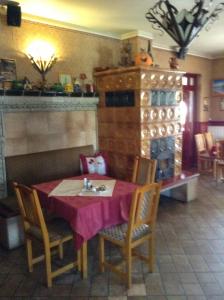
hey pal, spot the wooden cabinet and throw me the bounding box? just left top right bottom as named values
left=95, top=66, right=184, bottom=180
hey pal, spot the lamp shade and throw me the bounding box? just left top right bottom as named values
left=26, top=40, right=57, bottom=89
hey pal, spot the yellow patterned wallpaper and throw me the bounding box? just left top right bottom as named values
left=0, top=15, right=120, bottom=156
left=0, top=13, right=216, bottom=123
left=0, top=15, right=120, bottom=86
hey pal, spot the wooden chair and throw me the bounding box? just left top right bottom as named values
left=214, top=159, right=224, bottom=182
left=203, top=132, right=224, bottom=181
left=195, top=133, right=214, bottom=172
left=214, top=140, right=224, bottom=183
left=13, top=182, right=80, bottom=288
left=132, top=156, right=157, bottom=185
left=99, top=182, right=161, bottom=288
left=204, top=132, right=216, bottom=154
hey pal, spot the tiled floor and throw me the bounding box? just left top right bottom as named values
left=1, top=174, right=224, bottom=299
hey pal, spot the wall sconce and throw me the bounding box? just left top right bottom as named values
left=27, top=41, right=57, bottom=89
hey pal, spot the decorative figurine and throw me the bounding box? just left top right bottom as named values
left=169, top=57, right=179, bottom=69
left=73, top=78, right=82, bottom=93
left=80, top=73, right=87, bottom=93
left=51, top=82, right=64, bottom=92
left=23, top=76, right=32, bottom=90
left=120, top=40, right=133, bottom=67
left=64, top=83, right=73, bottom=93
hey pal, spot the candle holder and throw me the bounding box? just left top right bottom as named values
left=27, top=41, right=57, bottom=90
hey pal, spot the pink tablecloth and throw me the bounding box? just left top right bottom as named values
left=33, top=174, right=137, bottom=248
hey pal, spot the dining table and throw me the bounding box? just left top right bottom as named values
left=33, top=173, right=138, bottom=278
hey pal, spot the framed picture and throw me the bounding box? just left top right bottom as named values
left=212, top=79, right=224, bottom=95
left=0, top=58, right=17, bottom=82
left=59, top=74, right=72, bottom=86
left=203, top=97, right=209, bottom=111
left=220, top=98, right=224, bottom=111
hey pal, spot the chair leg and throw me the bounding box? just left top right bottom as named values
left=221, top=166, right=224, bottom=180
left=149, top=236, right=155, bottom=272
left=77, top=249, right=82, bottom=272
left=126, top=246, right=132, bottom=289
left=99, top=236, right=105, bottom=272
left=45, top=246, right=52, bottom=288
left=26, top=239, right=33, bottom=272
left=213, top=160, right=217, bottom=180
left=58, top=243, right=63, bottom=259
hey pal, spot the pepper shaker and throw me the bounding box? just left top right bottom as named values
left=87, top=179, right=92, bottom=190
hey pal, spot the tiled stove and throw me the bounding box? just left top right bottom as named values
left=95, top=66, right=184, bottom=181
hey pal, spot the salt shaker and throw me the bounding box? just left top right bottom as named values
left=83, top=178, right=88, bottom=189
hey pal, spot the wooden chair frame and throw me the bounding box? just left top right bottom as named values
left=204, top=132, right=215, bottom=154
left=132, top=156, right=157, bottom=185
left=214, top=159, right=224, bottom=183
left=13, top=182, right=80, bottom=287
left=202, top=132, right=224, bottom=181
left=214, top=140, right=224, bottom=183
left=195, top=133, right=214, bottom=173
left=99, top=182, right=161, bottom=288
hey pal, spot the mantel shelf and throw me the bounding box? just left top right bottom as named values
left=0, top=96, right=99, bottom=112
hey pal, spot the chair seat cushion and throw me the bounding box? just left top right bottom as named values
left=216, top=159, right=224, bottom=165
left=199, top=152, right=212, bottom=159
left=27, top=218, right=73, bottom=243
left=100, top=223, right=150, bottom=242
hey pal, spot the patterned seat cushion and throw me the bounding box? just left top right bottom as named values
left=217, top=159, right=224, bottom=165
left=26, top=218, right=73, bottom=243
left=100, top=223, right=150, bottom=242
left=199, top=152, right=212, bottom=158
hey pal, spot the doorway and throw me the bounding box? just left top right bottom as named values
left=182, top=73, right=198, bottom=170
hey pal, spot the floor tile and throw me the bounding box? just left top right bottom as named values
left=1, top=175, right=224, bottom=298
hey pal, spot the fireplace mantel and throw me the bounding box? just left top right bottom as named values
left=0, top=96, right=99, bottom=112
left=0, top=96, right=99, bottom=198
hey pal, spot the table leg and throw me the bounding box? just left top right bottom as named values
left=81, top=241, right=88, bottom=279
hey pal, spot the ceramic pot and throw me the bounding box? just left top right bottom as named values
left=135, top=49, right=153, bottom=66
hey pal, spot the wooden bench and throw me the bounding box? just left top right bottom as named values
left=161, top=171, right=200, bottom=202
left=0, top=145, right=94, bottom=249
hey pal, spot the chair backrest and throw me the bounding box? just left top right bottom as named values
left=13, top=182, right=48, bottom=241
left=195, top=133, right=207, bottom=154
left=132, top=156, right=157, bottom=185
left=204, top=132, right=215, bottom=152
left=217, top=141, right=224, bottom=159
left=127, top=182, right=161, bottom=242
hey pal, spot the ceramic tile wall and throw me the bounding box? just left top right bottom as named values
left=4, top=111, right=97, bottom=156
